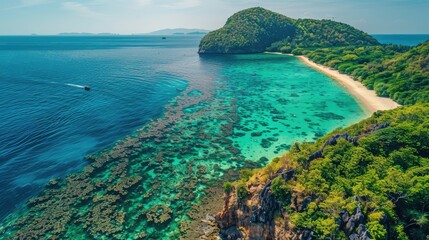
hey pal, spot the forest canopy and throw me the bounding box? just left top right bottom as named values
left=198, top=7, right=378, bottom=54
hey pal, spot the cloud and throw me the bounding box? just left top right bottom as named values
left=62, top=1, right=102, bottom=18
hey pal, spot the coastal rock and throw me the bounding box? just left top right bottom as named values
left=215, top=123, right=395, bottom=240
left=216, top=180, right=282, bottom=239
left=339, top=206, right=372, bottom=240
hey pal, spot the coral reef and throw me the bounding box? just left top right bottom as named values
left=0, top=54, right=366, bottom=239
left=145, top=204, right=173, bottom=224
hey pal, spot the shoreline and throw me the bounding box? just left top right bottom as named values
left=266, top=52, right=400, bottom=114
left=297, top=56, right=400, bottom=114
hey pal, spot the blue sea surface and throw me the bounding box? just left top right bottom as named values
left=0, top=36, right=368, bottom=231
left=0, top=36, right=195, bottom=220
left=372, top=34, right=429, bottom=46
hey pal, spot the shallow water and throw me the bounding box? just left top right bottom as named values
left=0, top=37, right=367, bottom=239
left=219, top=54, right=366, bottom=161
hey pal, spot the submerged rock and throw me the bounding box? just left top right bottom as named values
left=314, top=112, right=345, bottom=120
left=145, top=204, right=173, bottom=224
left=261, top=139, right=273, bottom=148
left=251, top=132, right=263, bottom=137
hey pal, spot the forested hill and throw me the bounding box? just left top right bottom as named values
left=268, top=19, right=379, bottom=53
left=198, top=7, right=378, bottom=54
left=198, top=7, right=296, bottom=54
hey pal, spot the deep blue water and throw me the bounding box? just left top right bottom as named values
left=0, top=36, right=199, bottom=220
left=372, top=34, right=429, bottom=46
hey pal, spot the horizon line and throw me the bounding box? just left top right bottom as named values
left=1, top=33, right=429, bottom=36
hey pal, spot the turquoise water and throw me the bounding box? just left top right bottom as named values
left=372, top=34, right=429, bottom=46
left=0, top=37, right=367, bottom=239
left=215, top=54, right=366, bottom=161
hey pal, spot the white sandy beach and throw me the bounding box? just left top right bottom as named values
left=296, top=56, right=400, bottom=114
left=266, top=51, right=401, bottom=114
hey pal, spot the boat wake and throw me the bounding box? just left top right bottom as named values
left=65, top=83, right=85, bottom=89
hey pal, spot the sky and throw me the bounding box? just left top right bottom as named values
left=1, top=0, right=428, bottom=35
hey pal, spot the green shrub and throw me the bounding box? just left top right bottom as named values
left=223, top=182, right=233, bottom=193
left=237, top=182, right=250, bottom=200
left=271, top=176, right=291, bottom=204
left=239, top=169, right=253, bottom=182
left=291, top=48, right=304, bottom=55
left=280, top=46, right=292, bottom=53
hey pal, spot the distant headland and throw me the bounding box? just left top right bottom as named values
left=55, top=29, right=210, bottom=36
left=57, top=32, right=120, bottom=36
left=144, top=28, right=210, bottom=36
left=198, top=7, right=378, bottom=54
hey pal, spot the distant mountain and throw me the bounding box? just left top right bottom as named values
left=56, top=29, right=210, bottom=36
left=198, top=7, right=378, bottom=54
left=58, top=32, right=119, bottom=36
left=187, top=31, right=210, bottom=35
left=145, top=28, right=210, bottom=36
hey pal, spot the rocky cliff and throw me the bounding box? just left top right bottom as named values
left=214, top=105, right=429, bottom=239
left=216, top=128, right=386, bottom=239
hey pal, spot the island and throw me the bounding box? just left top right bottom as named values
left=198, top=7, right=378, bottom=54
left=1, top=7, right=427, bottom=240
left=199, top=7, right=429, bottom=240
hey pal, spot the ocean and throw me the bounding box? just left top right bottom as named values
left=372, top=34, right=429, bottom=46
left=0, top=36, right=192, bottom=220
left=0, top=35, right=378, bottom=238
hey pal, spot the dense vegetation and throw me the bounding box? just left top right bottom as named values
left=199, top=7, right=379, bottom=54
left=301, top=41, right=429, bottom=105
left=267, top=19, right=379, bottom=53
left=203, top=7, right=429, bottom=240
left=229, top=104, right=429, bottom=239
left=198, top=7, right=296, bottom=53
